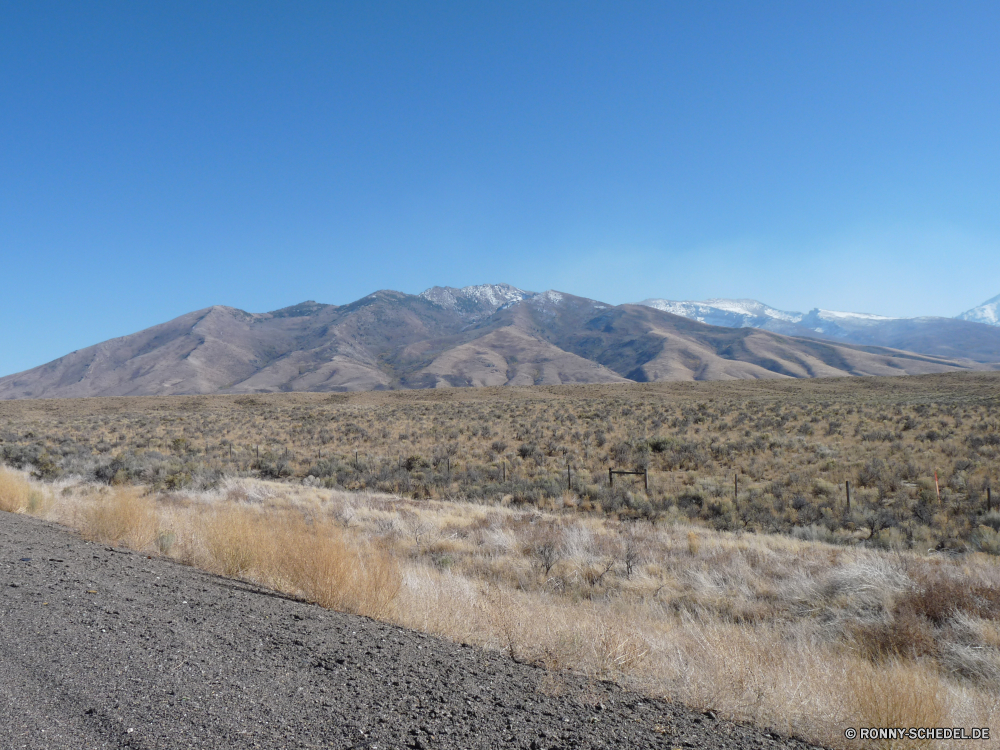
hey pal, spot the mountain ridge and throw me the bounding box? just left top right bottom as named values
left=2, top=283, right=997, bottom=400
left=639, top=293, right=1000, bottom=363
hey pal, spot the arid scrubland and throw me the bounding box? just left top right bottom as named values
left=3, top=373, right=1000, bottom=551
left=2, top=460, right=1000, bottom=749
left=2, top=373, right=1000, bottom=747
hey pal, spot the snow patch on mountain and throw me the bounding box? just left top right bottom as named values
left=420, top=283, right=535, bottom=319
left=639, top=298, right=804, bottom=328
left=814, top=309, right=897, bottom=322
left=639, top=297, right=914, bottom=341
left=957, top=293, right=1000, bottom=326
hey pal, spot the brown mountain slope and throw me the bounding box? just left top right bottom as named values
left=1, top=287, right=996, bottom=399
left=0, top=292, right=470, bottom=399
left=404, top=327, right=628, bottom=388
left=475, top=292, right=997, bottom=381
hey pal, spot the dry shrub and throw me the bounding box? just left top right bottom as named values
left=274, top=517, right=400, bottom=619
left=591, top=620, right=649, bottom=679
left=483, top=585, right=528, bottom=661
left=847, top=660, right=945, bottom=749
left=902, top=568, right=1000, bottom=625
left=195, top=505, right=401, bottom=620
left=852, top=610, right=938, bottom=662
left=199, top=506, right=273, bottom=577
left=0, top=468, right=34, bottom=513
left=81, top=487, right=159, bottom=550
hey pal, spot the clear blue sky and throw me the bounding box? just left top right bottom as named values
left=3, top=1, right=1000, bottom=377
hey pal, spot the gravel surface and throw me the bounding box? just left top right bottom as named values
left=1, top=512, right=823, bottom=749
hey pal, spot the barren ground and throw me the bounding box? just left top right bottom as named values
left=0, top=512, right=822, bottom=750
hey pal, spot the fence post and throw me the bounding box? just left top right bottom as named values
left=846, top=480, right=851, bottom=510
left=609, top=468, right=613, bottom=488
left=988, top=485, right=993, bottom=512
left=644, top=468, right=648, bottom=491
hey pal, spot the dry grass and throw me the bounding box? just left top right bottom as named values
left=2, top=468, right=401, bottom=623
left=847, top=661, right=946, bottom=749
left=81, top=487, right=159, bottom=550
left=4, top=466, right=1000, bottom=748
left=190, top=507, right=400, bottom=618
left=3, top=373, right=1000, bottom=553
left=0, top=467, right=36, bottom=512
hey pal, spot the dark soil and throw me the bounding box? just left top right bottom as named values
left=1, top=512, right=822, bottom=749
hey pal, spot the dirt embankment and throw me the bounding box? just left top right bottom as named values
left=1, top=512, right=821, bottom=749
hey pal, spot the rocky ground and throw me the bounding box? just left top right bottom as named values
left=1, top=512, right=823, bottom=749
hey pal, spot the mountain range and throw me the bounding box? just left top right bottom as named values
left=639, top=294, right=1000, bottom=363
left=1, top=284, right=999, bottom=399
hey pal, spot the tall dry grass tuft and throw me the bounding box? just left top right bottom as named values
left=847, top=660, right=946, bottom=749
left=273, top=516, right=401, bottom=618
left=195, top=506, right=401, bottom=620
left=81, top=487, right=160, bottom=550
left=198, top=505, right=273, bottom=577
left=0, top=468, right=35, bottom=513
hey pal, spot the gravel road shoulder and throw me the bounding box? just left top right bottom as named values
left=1, top=512, right=823, bottom=749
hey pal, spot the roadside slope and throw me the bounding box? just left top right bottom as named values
left=0, top=512, right=818, bottom=750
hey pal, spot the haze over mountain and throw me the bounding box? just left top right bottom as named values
left=2, top=284, right=997, bottom=400
left=640, top=294, right=1000, bottom=363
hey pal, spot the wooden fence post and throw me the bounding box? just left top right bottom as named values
left=609, top=468, right=614, bottom=487
left=846, top=480, right=851, bottom=510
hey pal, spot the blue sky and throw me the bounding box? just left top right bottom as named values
left=2, top=1, right=999, bottom=376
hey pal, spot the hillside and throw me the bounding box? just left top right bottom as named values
left=1, top=285, right=997, bottom=399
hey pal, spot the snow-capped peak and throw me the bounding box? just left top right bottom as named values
left=639, top=298, right=803, bottom=326
left=699, top=298, right=802, bottom=322
left=957, top=293, right=1000, bottom=327
left=419, top=283, right=536, bottom=319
